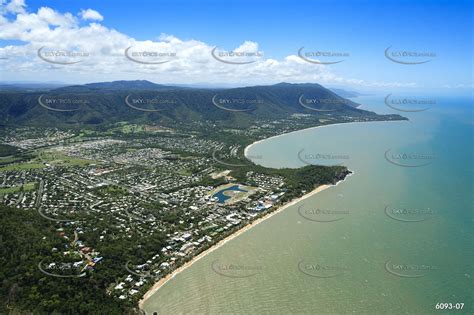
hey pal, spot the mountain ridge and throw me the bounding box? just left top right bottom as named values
left=0, top=80, right=405, bottom=128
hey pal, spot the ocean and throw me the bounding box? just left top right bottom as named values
left=142, top=94, right=473, bottom=314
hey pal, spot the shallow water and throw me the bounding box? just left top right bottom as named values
left=143, top=95, right=473, bottom=314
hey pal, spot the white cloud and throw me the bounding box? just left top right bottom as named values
left=4, top=0, right=26, bottom=14
left=0, top=0, right=423, bottom=89
left=79, top=9, right=103, bottom=21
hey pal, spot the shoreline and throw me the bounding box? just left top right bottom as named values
left=244, top=120, right=406, bottom=158
left=139, top=181, right=347, bottom=309
left=139, top=119, right=399, bottom=310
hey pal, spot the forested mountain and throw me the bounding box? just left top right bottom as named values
left=0, top=81, right=404, bottom=128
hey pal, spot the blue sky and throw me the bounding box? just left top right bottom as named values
left=0, top=0, right=472, bottom=92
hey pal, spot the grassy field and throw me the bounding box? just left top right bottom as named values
left=0, top=156, right=25, bottom=165
left=0, top=182, right=37, bottom=194
left=0, top=163, right=45, bottom=172
left=0, top=150, right=94, bottom=171
left=120, top=124, right=145, bottom=133
left=37, top=151, right=94, bottom=167
left=178, top=168, right=192, bottom=176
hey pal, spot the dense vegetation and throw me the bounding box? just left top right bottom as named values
left=0, top=81, right=405, bottom=128
left=0, top=81, right=403, bottom=313
left=0, top=205, right=145, bottom=314
left=0, top=143, right=20, bottom=157
left=0, top=160, right=349, bottom=314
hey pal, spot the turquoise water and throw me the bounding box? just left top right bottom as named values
left=143, top=95, right=473, bottom=314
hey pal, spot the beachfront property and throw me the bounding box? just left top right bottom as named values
left=1, top=126, right=291, bottom=303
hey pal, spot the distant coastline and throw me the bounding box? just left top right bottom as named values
left=139, top=122, right=363, bottom=311
left=243, top=120, right=404, bottom=158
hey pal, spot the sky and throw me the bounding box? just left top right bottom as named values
left=0, top=0, right=472, bottom=93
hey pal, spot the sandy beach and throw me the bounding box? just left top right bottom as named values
left=139, top=182, right=340, bottom=308
left=243, top=120, right=406, bottom=157
left=243, top=122, right=360, bottom=158
left=139, top=121, right=368, bottom=309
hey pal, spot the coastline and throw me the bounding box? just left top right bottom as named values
left=139, top=182, right=344, bottom=309
left=243, top=120, right=406, bottom=158
left=139, top=119, right=396, bottom=310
